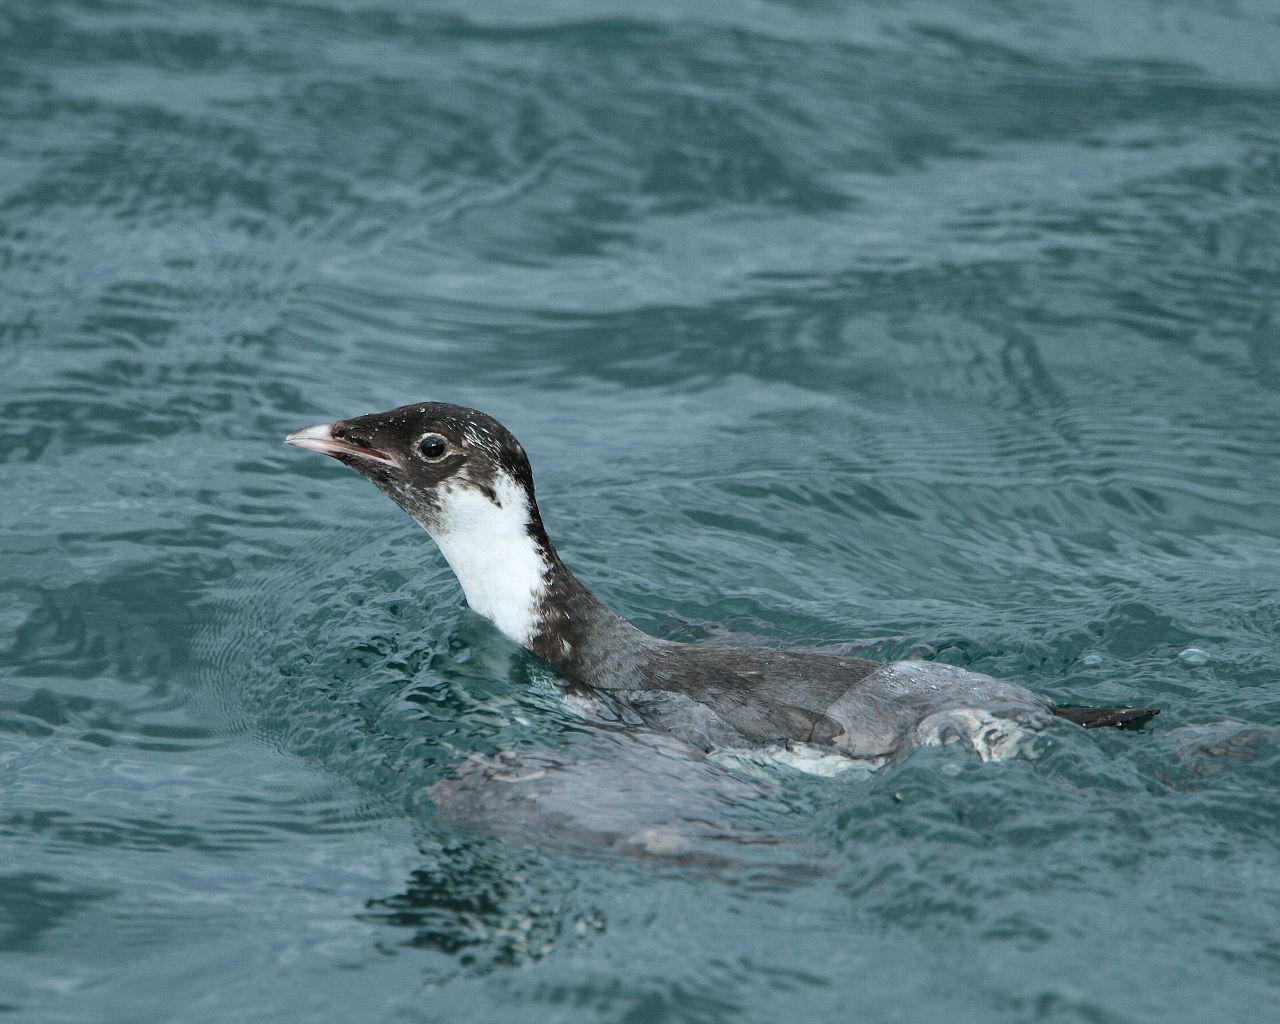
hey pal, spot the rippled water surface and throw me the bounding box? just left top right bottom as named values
left=4, top=1, right=1280, bottom=1021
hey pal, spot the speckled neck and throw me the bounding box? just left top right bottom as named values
left=410, top=468, right=661, bottom=688
left=525, top=548, right=665, bottom=691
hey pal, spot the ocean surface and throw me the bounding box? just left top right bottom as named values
left=3, top=2, right=1279, bottom=1021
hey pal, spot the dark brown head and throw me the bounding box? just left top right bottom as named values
left=286, top=402, right=541, bottom=534
left=286, top=402, right=563, bottom=645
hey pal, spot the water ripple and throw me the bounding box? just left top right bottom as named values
left=4, top=1, right=1280, bottom=1021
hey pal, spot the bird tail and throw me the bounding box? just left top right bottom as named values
left=1053, top=705, right=1159, bottom=730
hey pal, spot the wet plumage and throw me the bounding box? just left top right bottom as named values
left=287, top=402, right=1157, bottom=766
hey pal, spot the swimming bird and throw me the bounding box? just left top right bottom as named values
left=286, top=402, right=1157, bottom=767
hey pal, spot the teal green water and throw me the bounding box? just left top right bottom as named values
left=3, top=2, right=1279, bottom=1021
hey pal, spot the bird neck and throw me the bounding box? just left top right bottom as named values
left=423, top=475, right=653, bottom=682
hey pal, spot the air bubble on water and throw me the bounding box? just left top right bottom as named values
left=1178, top=648, right=1210, bottom=667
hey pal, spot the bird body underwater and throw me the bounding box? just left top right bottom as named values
left=286, top=402, right=1158, bottom=768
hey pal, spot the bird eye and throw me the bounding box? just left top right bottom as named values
left=417, top=433, right=447, bottom=460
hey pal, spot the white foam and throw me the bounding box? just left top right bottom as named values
left=913, top=707, right=1045, bottom=762
left=709, top=743, right=885, bottom=779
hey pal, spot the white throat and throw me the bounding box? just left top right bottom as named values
left=423, top=473, right=548, bottom=647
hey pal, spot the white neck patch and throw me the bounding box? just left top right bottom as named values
left=423, top=472, right=548, bottom=647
